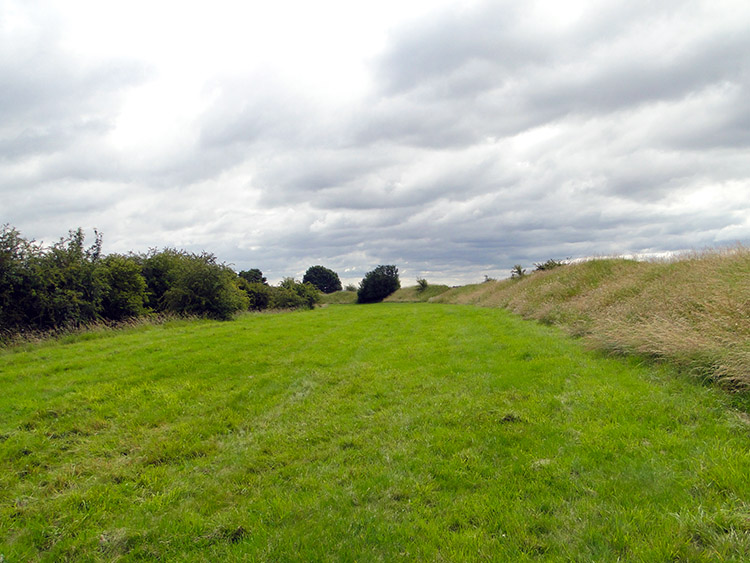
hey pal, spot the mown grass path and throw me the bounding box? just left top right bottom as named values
left=2, top=304, right=749, bottom=561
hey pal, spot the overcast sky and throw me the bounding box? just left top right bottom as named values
left=2, top=0, right=749, bottom=285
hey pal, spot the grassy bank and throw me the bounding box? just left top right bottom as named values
left=433, top=247, right=750, bottom=387
left=2, top=304, right=750, bottom=560
left=385, top=284, right=452, bottom=302
left=319, top=290, right=358, bottom=305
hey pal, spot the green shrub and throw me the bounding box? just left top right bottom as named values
left=357, top=265, right=400, bottom=303
left=138, top=248, right=187, bottom=311
left=238, top=279, right=271, bottom=311
left=416, top=278, right=429, bottom=292
left=270, top=278, right=320, bottom=310
left=160, top=253, right=249, bottom=320
left=534, top=259, right=566, bottom=271
left=98, top=254, right=148, bottom=321
left=31, top=228, right=106, bottom=329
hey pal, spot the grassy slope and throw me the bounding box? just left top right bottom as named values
left=319, top=290, right=358, bottom=305
left=2, top=305, right=750, bottom=560
left=433, top=247, right=750, bottom=386
left=385, top=284, right=452, bottom=302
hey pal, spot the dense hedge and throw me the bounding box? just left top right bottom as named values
left=0, top=226, right=323, bottom=337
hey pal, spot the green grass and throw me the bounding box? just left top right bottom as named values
left=2, top=305, right=750, bottom=560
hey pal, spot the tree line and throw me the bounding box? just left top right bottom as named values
left=0, top=226, right=400, bottom=337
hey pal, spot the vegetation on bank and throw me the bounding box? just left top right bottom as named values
left=2, top=304, right=749, bottom=560
left=384, top=283, right=451, bottom=302
left=319, top=289, right=358, bottom=305
left=433, top=247, right=750, bottom=387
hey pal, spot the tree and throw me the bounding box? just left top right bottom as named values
left=357, top=265, right=400, bottom=304
left=239, top=268, right=266, bottom=285
left=303, top=265, right=342, bottom=294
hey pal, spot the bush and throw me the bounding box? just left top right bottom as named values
left=98, top=254, right=148, bottom=321
left=357, top=265, right=400, bottom=304
left=511, top=265, right=526, bottom=279
left=0, top=225, right=42, bottom=332
left=416, top=278, right=429, bottom=292
left=534, top=259, right=566, bottom=271
left=160, top=252, right=249, bottom=320
left=138, top=248, right=187, bottom=311
left=303, top=265, right=342, bottom=294
left=269, top=278, right=321, bottom=310
left=31, top=228, right=106, bottom=329
left=238, top=279, right=271, bottom=311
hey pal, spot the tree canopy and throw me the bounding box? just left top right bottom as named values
left=303, top=265, right=342, bottom=294
left=357, top=265, right=400, bottom=303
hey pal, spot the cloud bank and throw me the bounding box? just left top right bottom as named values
left=2, top=0, right=749, bottom=284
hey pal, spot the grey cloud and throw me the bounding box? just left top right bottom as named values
left=362, top=0, right=750, bottom=150
left=2, top=0, right=748, bottom=285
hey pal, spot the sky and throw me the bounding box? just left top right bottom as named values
left=2, top=0, right=749, bottom=286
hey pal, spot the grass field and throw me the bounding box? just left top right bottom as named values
left=2, top=304, right=750, bottom=560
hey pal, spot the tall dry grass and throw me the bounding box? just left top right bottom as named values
left=433, top=246, right=750, bottom=387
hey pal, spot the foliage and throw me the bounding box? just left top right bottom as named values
left=303, top=265, right=342, bottom=294
left=416, top=278, right=429, bottom=292
left=534, top=258, right=566, bottom=271
left=2, top=305, right=750, bottom=560
left=357, top=265, right=400, bottom=304
left=98, top=254, right=148, bottom=321
left=239, top=268, right=266, bottom=285
left=344, top=284, right=357, bottom=292
left=510, top=264, right=526, bottom=279
left=238, top=279, right=271, bottom=311
left=0, top=227, right=255, bottom=334
left=137, top=248, right=187, bottom=311
left=483, top=275, right=497, bottom=283
left=160, top=253, right=249, bottom=320
left=0, top=225, right=42, bottom=332
left=269, top=278, right=321, bottom=310
left=0, top=227, right=107, bottom=332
